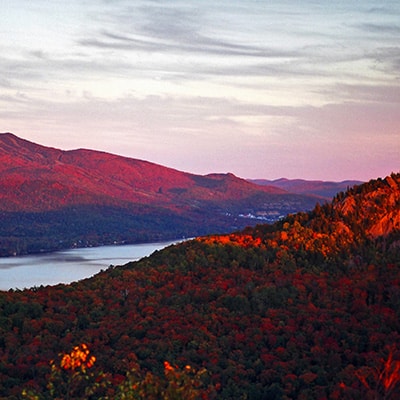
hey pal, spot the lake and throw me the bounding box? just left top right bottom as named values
left=0, top=240, right=179, bottom=291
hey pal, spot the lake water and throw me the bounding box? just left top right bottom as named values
left=0, top=240, right=178, bottom=291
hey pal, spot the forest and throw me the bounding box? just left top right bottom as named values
left=0, top=174, right=399, bottom=399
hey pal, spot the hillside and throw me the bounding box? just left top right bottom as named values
left=0, top=174, right=399, bottom=399
left=0, top=133, right=318, bottom=256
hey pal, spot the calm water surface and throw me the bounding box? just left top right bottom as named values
left=0, top=241, right=178, bottom=291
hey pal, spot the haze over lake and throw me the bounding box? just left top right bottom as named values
left=0, top=241, right=178, bottom=291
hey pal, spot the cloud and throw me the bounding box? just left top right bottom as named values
left=322, top=83, right=400, bottom=105
left=0, top=78, right=12, bottom=88
left=370, top=46, right=400, bottom=76
left=5, top=0, right=398, bottom=100
left=1, top=0, right=399, bottom=181
left=79, top=22, right=294, bottom=60
left=357, top=23, right=400, bottom=35
left=72, top=1, right=400, bottom=91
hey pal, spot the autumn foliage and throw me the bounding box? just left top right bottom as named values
left=60, top=343, right=96, bottom=371
left=0, top=174, right=399, bottom=399
left=22, top=344, right=210, bottom=399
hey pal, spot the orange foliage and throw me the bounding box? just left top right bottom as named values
left=59, top=343, right=96, bottom=372
left=198, top=234, right=262, bottom=248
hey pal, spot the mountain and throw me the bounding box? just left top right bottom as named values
left=0, top=174, right=399, bottom=399
left=250, top=178, right=363, bottom=199
left=0, top=133, right=319, bottom=256
left=0, top=132, right=285, bottom=211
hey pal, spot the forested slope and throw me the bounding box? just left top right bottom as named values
left=0, top=174, right=399, bottom=399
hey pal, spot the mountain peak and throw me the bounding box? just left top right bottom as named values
left=0, top=132, right=61, bottom=159
left=0, top=132, right=27, bottom=149
left=335, top=174, right=400, bottom=238
left=0, top=132, right=36, bottom=146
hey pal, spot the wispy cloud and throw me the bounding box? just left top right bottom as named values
left=1, top=0, right=399, bottom=180
left=81, top=29, right=288, bottom=59
left=357, top=22, right=400, bottom=35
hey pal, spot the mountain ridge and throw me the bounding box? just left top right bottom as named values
left=0, top=132, right=287, bottom=212
left=0, top=132, right=319, bottom=255
left=250, top=177, right=363, bottom=199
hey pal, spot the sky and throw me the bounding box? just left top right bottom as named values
left=1, top=0, right=399, bottom=181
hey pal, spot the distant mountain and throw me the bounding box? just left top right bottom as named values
left=0, top=133, right=318, bottom=255
left=250, top=178, right=363, bottom=199
left=1, top=174, right=399, bottom=399
left=0, top=132, right=286, bottom=211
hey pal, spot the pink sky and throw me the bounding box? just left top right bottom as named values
left=1, top=1, right=399, bottom=181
